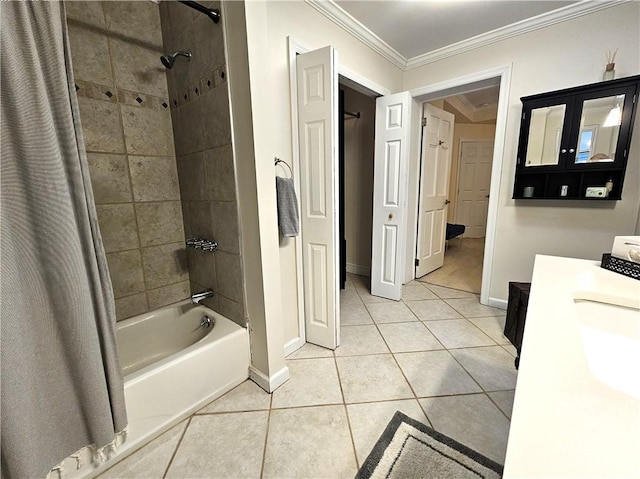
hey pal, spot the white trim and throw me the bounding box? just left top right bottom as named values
left=338, top=65, right=391, bottom=97
left=249, top=365, right=290, bottom=393
left=304, top=0, right=406, bottom=70
left=406, top=1, right=629, bottom=69
left=346, top=263, right=370, bottom=277
left=284, top=337, right=306, bottom=357
left=488, top=297, right=508, bottom=310
left=408, top=64, right=512, bottom=307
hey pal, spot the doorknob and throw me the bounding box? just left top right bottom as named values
left=444, top=199, right=451, bottom=205
left=438, top=140, right=445, bottom=146
left=561, top=148, right=567, bottom=153
left=388, top=213, right=393, bottom=220
left=486, top=194, right=490, bottom=198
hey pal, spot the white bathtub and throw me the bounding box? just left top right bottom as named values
left=81, top=300, right=249, bottom=478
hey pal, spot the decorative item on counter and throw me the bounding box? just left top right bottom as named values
left=605, top=177, right=614, bottom=196
left=523, top=186, right=534, bottom=198
left=603, top=49, right=617, bottom=81
left=560, top=185, right=569, bottom=197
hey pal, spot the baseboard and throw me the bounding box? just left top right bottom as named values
left=249, top=365, right=290, bottom=393
left=346, top=263, right=370, bottom=276
left=284, top=336, right=305, bottom=357
left=488, top=297, right=508, bottom=310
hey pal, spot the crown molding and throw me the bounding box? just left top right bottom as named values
left=304, top=0, right=408, bottom=70
left=405, top=0, right=630, bottom=70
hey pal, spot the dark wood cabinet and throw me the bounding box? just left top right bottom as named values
left=504, top=282, right=531, bottom=369
left=513, top=75, right=640, bottom=201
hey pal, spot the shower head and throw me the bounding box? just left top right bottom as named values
left=160, top=51, right=192, bottom=69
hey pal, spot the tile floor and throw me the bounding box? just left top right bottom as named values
left=98, top=274, right=517, bottom=479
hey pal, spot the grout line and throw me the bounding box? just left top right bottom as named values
left=332, top=351, right=360, bottom=469
left=258, top=394, right=273, bottom=479
left=162, top=416, right=192, bottom=478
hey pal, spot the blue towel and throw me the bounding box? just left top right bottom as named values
left=276, top=177, right=300, bottom=237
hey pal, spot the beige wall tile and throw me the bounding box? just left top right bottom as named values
left=205, top=145, right=236, bottom=202
left=147, top=281, right=190, bottom=309
left=87, top=153, right=132, bottom=204
left=177, top=153, right=207, bottom=200
left=121, top=106, right=175, bottom=156
left=136, top=201, right=185, bottom=247
left=200, top=84, right=231, bottom=149
left=192, top=14, right=225, bottom=80
left=78, top=97, right=125, bottom=153
left=103, top=1, right=163, bottom=46
left=109, top=38, right=168, bottom=98
left=183, top=201, right=214, bottom=239
left=210, top=201, right=239, bottom=254
left=115, top=293, right=148, bottom=321
left=142, top=243, right=189, bottom=289
left=215, top=252, right=243, bottom=303
left=68, top=24, right=113, bottom=86
left=129, top=156, right=180, bottom=202
left=65, top=1, right=106, bottom=28
left=173, top=101, right=203, bottom=156
left=106, top=250, right=145, bottom=298
left=187, top=248, right=216, bottom=288
left=217, top=295, right=245, bottom=326
left=96, top=204, right=139, bottom=253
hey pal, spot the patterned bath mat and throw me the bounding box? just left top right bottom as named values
left=355, top=411, right=503, bottom=479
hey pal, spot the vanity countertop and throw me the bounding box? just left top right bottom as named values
left=503, top=255, right=640, bottom=479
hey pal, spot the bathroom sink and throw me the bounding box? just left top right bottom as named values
left=573, top=293, right=640, bottom=399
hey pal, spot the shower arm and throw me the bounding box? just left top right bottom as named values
left=178, top=1, right=221, bottom=23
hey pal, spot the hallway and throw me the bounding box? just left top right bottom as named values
left=418, top=237, right=484, bottom=293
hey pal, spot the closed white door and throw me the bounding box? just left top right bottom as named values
left=370, top=92, right=412, bottom=301
left=455, top=141, right=493, bottom=238
left=415, top=104, right=455, bottom=278
left=296, top=46, right=339, bottom=349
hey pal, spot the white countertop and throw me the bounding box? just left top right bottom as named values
left=503, top=255, right=640, bottom=479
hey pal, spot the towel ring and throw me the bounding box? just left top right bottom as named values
left=274, top=157, right=293, bottom=178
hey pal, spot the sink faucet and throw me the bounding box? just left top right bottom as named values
left=191, top=289, right=214, bottom=304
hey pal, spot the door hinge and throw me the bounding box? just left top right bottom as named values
left=522, top=112, right=526, bottom=120
left=415, top=258, right=420, bottom=267
left=422, top=118, right=427, bottom=127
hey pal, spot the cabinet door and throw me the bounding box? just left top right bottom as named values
left=517, top=96, right=574, bottom=172
left=566, top=84, right=637, bottom=170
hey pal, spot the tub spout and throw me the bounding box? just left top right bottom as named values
left=191, top=289, right=214, bottom=304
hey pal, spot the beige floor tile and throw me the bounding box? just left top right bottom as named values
left=286, top=342, right=334, bottom=359
left=263, top=405, right=357, bottom=479
left=336, top=354, right=413, bottom=403
left=98, top=421, right=187, bottom=479
left=341, top=299, right=374, bottom=326
left=271, top=358, right=343, bottom=408
left=468, top=316, right=511, bottom=345
left=424, top=319, right=496, bottom=349
left=165, top=412, right=267, bottom=478
left=377, top=322, right=443, bottom=353
left=417, top=238, right=484, bottom=294
left=347, top=399, right=430, bottom=464
left=340, top=288, right=363, bottom=306
left=365, top=301, right=418, bottom=323
left=501, top=344, right=518, bottom=357
left=488, top=390, right=516, bottom=419
left=450, top=346, right=518, bottom=391
left=335, top=324, right=389, bottom=356
left=197, top=380, right=270, bottom=414
left=405, top=299, right=462, bottom=321
left=402, top=282, right=438, bottom=301
left=395, top=350, right=482, bottom=397
left=419, top=394, right=511, bottom=465
left=422, top=283, right=477, bottom=299
left=445, top=297, right=505, bottom=318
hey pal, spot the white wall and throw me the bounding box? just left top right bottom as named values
left=242, top=1, right=403, bottom=355
left=404, top=2, right=640, bottom=303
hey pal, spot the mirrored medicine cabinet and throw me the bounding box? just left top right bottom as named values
left=513, top=75, right=640, bottom=200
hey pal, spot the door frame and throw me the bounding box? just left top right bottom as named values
left=406, top=65, right=512, bottom=308
left=454, top=138, right=495, bottom=235
left=286, top=36, right=390, bottom=355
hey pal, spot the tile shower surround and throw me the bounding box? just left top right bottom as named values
left=160, top=0, right=246, bottom=326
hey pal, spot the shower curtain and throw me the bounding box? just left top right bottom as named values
left=1, top=2, right=127, bottom=478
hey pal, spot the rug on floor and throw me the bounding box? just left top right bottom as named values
left=355, top=411, right=503, bottom=479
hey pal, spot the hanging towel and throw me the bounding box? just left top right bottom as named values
left=276, top=176, right=300, bottom=237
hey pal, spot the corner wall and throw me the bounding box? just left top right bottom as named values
left=404, top=2, right=640, bottom=303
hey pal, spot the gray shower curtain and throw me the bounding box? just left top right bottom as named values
left=1, top=2, right=127, bottom=478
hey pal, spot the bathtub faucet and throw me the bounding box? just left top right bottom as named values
left=191, top=289, right=214, bottom=304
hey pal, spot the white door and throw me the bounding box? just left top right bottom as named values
left=296, top=46, right=339, bottom=349
left=455, top=141, right=493, bottom=238
left=371, top=92, right=412, bottom=301
left=415, top=104, right=455, bottom=278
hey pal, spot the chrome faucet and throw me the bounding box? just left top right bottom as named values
left=191, top=289, right=214, bottom=304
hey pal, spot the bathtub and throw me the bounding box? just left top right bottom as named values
left=82, top=300, right=250, bottom=478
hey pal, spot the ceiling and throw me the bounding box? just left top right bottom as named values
left=333, top=0, right=579, bottom=60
